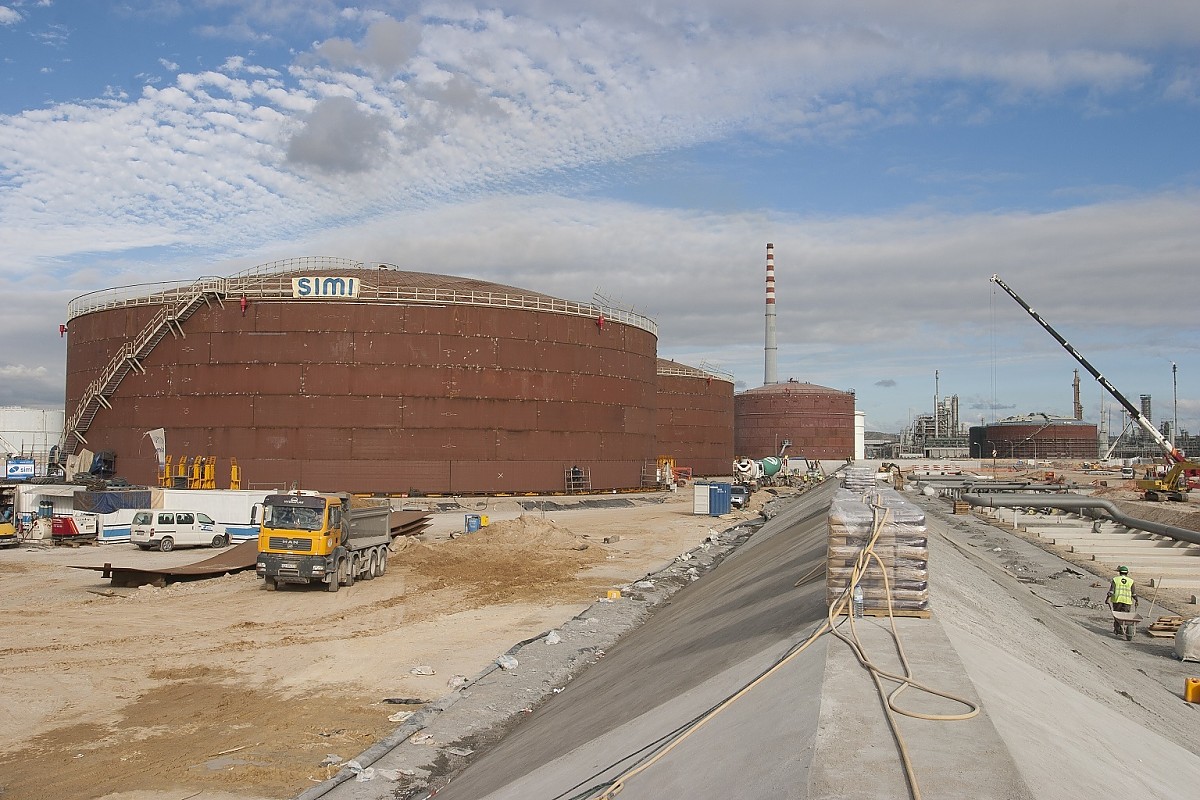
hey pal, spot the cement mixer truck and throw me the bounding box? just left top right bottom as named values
left=733, top=455, right=796, bottom=489
left=733, top=456, right=785, bottom=485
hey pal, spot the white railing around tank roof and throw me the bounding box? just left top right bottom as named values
left=657, top=364, right=734, bottom=381
left=65, top=258, right=658, bottom=336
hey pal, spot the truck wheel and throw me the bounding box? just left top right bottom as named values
left=327, top=558, right=342, bottom=592
left=264, top=577, right=278, bottom=591
left=158, top=537, right=174, bottom=552
left=359, top=552, right=375, bottom=581
left=374, top=546, right=387, bottom=577
left=211, top=534, right=227, bottom=548
left=343, top=556, right=355, bottom=588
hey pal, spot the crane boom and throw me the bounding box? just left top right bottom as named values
left=989, top=274, right=1184, bottom=464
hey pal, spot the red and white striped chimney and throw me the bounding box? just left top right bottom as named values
left=764, top=243, right=778, bottom=385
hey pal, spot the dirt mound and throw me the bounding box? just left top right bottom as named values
left=1087, top=484, right=1130, bottom=498
left=1111, top=500, right=1200, bottom=533
left=399, top=515, right=606, bottom=606
left=455, top=514, right=594, bottom=551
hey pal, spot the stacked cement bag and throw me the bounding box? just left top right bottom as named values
left=827, top=485, right=929, bottom=614
left=841, top=466, right=878, bottom=493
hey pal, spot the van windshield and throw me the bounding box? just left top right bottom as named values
left=264, top=505, right=324, bottom=531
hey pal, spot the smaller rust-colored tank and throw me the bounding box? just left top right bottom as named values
left=983, top=417, right=1099, bottom=460
left=655, top=359, right=734, bottom=477
left=735, top=379, right=854, bottom=460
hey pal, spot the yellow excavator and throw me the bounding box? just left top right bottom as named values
left=1137, top=461, right=1200, bottom=502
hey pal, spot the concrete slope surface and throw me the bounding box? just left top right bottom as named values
left=423, top=483, right=1031, bottom=800
left=918, top=498, right=1200, bottom=799
left=430, top=483, right=840, bottom=800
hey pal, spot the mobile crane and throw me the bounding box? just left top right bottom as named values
left=990, top=274, right=1198, bottom=501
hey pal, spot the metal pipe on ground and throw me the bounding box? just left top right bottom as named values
left=961, top=493, right=1200, bottom=547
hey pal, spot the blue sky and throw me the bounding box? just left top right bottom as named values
left=2, top=1, right=1199, bottom=436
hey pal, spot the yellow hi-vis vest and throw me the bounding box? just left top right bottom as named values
left=1111, top=575, right=1134, bottom=605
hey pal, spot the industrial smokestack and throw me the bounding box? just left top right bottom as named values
left=764, top=243, right=778, bottom=385
left=1073, top=369, right=1083, bottom=420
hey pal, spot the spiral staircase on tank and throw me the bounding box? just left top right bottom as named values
left=62, top=279, right=226, bottom=454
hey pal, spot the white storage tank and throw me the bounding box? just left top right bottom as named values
left=1, top=406, right=64, bottom=477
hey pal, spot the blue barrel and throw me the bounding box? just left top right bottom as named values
left=465, top=514, right=482, bottom=533
left=709, top=483, right=732, bottom=516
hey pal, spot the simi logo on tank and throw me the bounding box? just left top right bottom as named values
left=292, top=277, right=360, bottom=299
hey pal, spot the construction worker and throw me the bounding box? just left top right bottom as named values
left=1105, top=565, right=1139, bottom=640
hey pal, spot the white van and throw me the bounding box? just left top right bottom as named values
left=130, top=510, right=228, bottom=551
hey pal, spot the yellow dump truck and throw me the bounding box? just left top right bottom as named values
left=255, top=491, right=393, bottom=591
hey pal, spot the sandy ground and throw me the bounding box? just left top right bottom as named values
left=0, top=487, right=768, bottom=800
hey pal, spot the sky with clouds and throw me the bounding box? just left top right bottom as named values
left=2, top=1, right=1198, bottom=437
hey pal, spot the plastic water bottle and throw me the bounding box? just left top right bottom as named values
left=852, top=584, right=864, bottom=618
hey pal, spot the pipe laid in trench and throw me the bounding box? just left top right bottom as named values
left=961, top=493, right=1200, bottom=547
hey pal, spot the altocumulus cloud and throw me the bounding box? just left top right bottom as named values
left=286, top=97, right=391, bottom=173
left=314, top=17, right=422, bottom=76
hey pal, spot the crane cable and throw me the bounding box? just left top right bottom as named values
left=592, top=501, right=978, bottom=800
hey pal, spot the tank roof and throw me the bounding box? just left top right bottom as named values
left=66, top=256, right=658, bottom=336
left=992, top=414, right=1094, bottom=426
left=738, top=379, right=850, bottom=397
left=656, top=358, right=733, bottom=382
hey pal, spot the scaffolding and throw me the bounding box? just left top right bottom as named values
left=565, top=465, right=591, bottom=494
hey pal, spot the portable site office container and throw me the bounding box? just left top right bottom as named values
left=692, top=482, right=732, bottom=516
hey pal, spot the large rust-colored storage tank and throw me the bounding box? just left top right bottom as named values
left=983, top=417, right=1099, bottom=459
left=655, top=359, right=734, bottom=477
left=63, top=258, right=659, bottom=494
left=734, top=380, right=855, bottom=460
